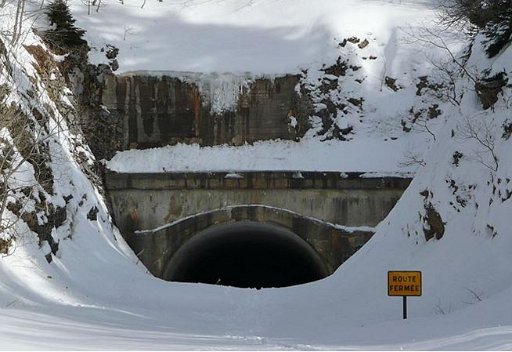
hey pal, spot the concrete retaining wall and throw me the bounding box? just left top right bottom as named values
left=105, top=171, right=411, bottom=235
left=100, top=73, right=312, bottom=149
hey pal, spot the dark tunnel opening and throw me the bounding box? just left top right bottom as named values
left=164, top=222, right=329, bottom=289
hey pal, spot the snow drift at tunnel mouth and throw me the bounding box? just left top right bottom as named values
left=164, top=222, right=329, bottom=289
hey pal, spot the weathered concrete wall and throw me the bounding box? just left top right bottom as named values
left=131, top=206, right=374, bottom=280
left=100, top=73, right=311, bottom=149
left=105, top=171, right=410, bottom=235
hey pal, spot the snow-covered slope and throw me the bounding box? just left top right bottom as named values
left=79, top=0, right=466, bottom=174
left=71, top=0, right=444, bottom=75
left=0, top=0, right=511, bottom=349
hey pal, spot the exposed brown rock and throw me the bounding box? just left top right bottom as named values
left=475, top=73, right=508, bottom=110
left=423, top=203, right=445, bottom=241
left=385, top=76, right=400, bottom=92
left=358, top=39, right=369, bottom=49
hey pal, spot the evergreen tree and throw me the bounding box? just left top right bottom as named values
left=481, top=6, right=512, bottom=58
left=441, top=0, right=512, bottom=57
left=43, top=0, right=87, bottom=50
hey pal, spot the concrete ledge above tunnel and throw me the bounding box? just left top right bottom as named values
left=164, top=222, right=329, bottom=289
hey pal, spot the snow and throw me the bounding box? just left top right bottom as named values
left=1, top=0, right=512, bottom=349
left=70, top=0, right=444, bottom=75
left=107, top=136, right=424, bottom=174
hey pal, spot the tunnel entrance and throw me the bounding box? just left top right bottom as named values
left=164, top=222, right=329, bottom=289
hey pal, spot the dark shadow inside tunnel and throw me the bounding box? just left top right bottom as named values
left=164, top=222, right=329, bottom=289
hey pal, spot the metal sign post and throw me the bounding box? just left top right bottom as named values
left=388, top=271, right=422, bottom=319
left=403, top=296, right=407, bottom=319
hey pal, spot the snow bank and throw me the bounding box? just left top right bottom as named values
left=107, top=136, right=423, bottom=174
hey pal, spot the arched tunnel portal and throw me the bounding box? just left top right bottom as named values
left=105, top=171, right=411, bottom=288
left=165, top=222, right=329, bottom=288
left=129, top=205, right=374, bottom=289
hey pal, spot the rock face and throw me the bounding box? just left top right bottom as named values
left=475, top=72, right=508, bottom=110
left=100, top=73, right=312, bottom=149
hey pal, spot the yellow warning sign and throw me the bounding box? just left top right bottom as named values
left=388, top=271, right=422, bottom=296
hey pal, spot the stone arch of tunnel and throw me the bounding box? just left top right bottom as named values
left=129, top=205, right=374, bottom=289
left=164, top=221, right=329, bottom=289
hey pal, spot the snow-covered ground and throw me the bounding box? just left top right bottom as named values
left=1, top=0, right=512, bottom=349
left=71, top=0, right=444, bottom=75
left=107, top=137, right=424, bottom=174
